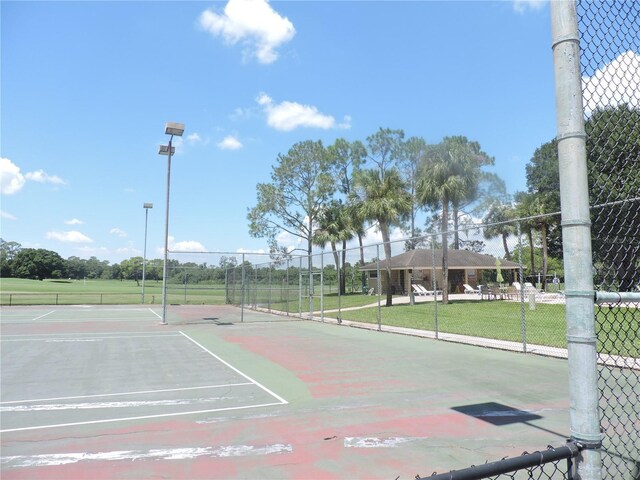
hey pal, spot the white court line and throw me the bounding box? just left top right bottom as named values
left=2, top=443, right=293, bottom=467
left=32, top=311, right=55, bottom=321
left=1, top=383, right=253, bottom=405
left=148, top=307, right=162, bottom=319
left=1, top=318, right=162, bottom=324
left=1, top=332, right=178, bottom=337
left=179, top=331, right=288, bottom=405
left=2, top=335, right=182, bottom=342
left=0, top=401, right=285, bottom=433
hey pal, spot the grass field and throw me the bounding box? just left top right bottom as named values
left=0, top=278, right=226, bottom=305
left=341, top=300, right=568, bottom=348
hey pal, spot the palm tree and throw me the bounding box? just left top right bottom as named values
left=353, top=168, right=411, bottom=307
left=514, top=191, right=539, bottom=282
left=443, top=137, right=494, bottom=249
left=313, top=200, right=354, bottom=295
left=416, top=142, right=476, bottom=304
left=483, top=202, right=517, bottom=260
left=400, top=136, right=428, bottom=249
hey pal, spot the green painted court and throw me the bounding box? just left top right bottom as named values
left=1, top=305, right=574, bottom=479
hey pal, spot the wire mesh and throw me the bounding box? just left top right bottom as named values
left=578, top=1, right=640, bottom=478
left=596, top=299, right=640, bottom=480
left=578, top=0, right=640, bottom=292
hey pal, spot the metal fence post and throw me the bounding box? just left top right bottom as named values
left=320, top=251, right=324, bottom=323
left=286, top=258, right=290, bottom=316
left=551, top=2, right=602, bottom=479
left=337, top=246, right=342, bottom=324
left=518, top=222, right=527, bottom=353
left=241, top=253, right=245, bottom=322
left=431, top=235, right=438, bottom=339
left=224, top=267, right=228, bottom=304
left=376, top=244, right=381, bottom=331
left=309, top=253, right=314, bottom=321
left=254, top=267, right=258, bottom=309
left=268, top=263, right=272, bottom=312
left=298, top=256, right=302, bottom=318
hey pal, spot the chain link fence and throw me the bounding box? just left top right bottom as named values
left=578, top=0, right=640, bottom=478
left=200, top=218, right=567, bottom=358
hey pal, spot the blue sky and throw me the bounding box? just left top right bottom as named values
left=1, top=0, right=624, bottom=264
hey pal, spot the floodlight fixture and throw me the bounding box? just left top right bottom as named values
left=164, top=122, right=185, bottom=137
left=158, top=145, right=175, bottom=156
left=143, top=203, right=153, bottom=209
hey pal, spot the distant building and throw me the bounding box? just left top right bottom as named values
left=360, top=249, right=520, bottom=295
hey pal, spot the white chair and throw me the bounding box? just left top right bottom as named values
left=417, top=284, right=442, bottom=296
left=412, top=284, right=428, bottom=296
left=463, top=283, right=480, bottom=294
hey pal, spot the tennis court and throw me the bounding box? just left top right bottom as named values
left=1, top=305, right=572, bottom=479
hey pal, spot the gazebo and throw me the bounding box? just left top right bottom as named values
left=360, top=249, right=520, bottom=295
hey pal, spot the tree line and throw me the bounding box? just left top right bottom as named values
left=0, top=244, right=241, bottom=284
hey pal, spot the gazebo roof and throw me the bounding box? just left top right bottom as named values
left=361, top=249, right=520, bottom=271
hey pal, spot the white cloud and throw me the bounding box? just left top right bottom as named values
left=110, top=227, right=128, bottom=238
left=273, top=230, right=302, bottom=254
left=46, top=231, right=93, bottom=244
left=25, top=169, right=66, bottom=185
left=116, top=244, right=140, bottom=256
left=1, top=158, right=26, bottom=195
left=513, top=0, right=546, bottom=13
left=256, top=92, right=350, bottom=132
left=1, top=210, right=16, bottom=220
left=230, top=106, right=256, bottom=121
left=187, top=132, right=209, bottom=146
left=199, top=0, right=295, bottom=64
left=217, top=135, right=243, bottom=150
left=1, top=159, right=66, bottom=195
left=165, top=236, right=206, bottom=253
left=236, top=248, right=267, bottom=254
left=65, top=218, right=83, bottom=225
left=173, top=240, right=206, bottom=252
left=582, top=50, right=640, bottom=116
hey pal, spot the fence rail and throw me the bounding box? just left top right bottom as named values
left=421, top=442, right=580, bottom=480
left=0, top=287, right=228, bottom=306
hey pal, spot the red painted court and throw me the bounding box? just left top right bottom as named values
left=1, top=305, right=571, bottom=479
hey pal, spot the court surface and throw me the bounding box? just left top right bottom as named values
left=1, top=305, right=572, bottom=479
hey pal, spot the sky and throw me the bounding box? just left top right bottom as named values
left=1, top=0, right=635, bottom=266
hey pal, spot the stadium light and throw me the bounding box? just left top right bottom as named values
left=159, top=122, right=184, bottom=325
left=165, top=122, right=185, bottom=137
left=141, top=203, right=153, bottom=305
left=158, top=145, right=175, bottom=155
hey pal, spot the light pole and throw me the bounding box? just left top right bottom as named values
left=158, top=122, right=185, bottom=325
left=141, top=202, right=153, bottom=304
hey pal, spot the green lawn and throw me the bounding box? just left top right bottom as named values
left=332, top=300, right=637, bottom=357
left=264, top=292, right=383, bottom=313
left=0, top=278, right=226, bottom=305
left=338, top=300, right=568, bottom=348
